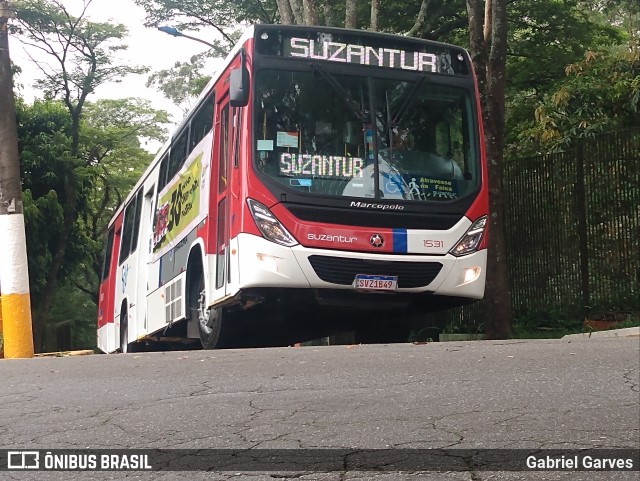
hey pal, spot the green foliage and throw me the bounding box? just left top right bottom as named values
left=577, top=0, right=640, bottom=39
left=81, top=98, right=169, bottom=156
left=16, top=99, right=83, bottom=295
left=17, top=99, right=91, bottom=297
left=615, top=313, right=640, bottom=329
left=505, top=1, right=634, bottom=153
left=16, top=95, right=168, bottom=350
left=507, top=0, right=624, bottom=95
left=514, top=46, right=640, bottom=152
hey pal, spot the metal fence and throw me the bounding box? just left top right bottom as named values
left=437, top=128, right=640, bottom=332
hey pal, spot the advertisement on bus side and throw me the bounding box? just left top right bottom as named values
left=153, top=154, right=203, bottom=253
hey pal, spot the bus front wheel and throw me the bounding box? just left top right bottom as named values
left=190, top=272, right=228, bottom=349
left=199, top=306, right=227, bottom=349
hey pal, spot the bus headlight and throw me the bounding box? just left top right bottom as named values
left=450, top=216, right=487, bottom=257
left=247, top=199, right=298, bottom=247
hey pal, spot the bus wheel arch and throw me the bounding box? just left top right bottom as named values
left=186, top=246, right=205, bottom=339
left=185, top=245, right=229, bottom=349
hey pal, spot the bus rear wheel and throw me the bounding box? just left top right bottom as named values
left=120, top=308, right=130, bottom=353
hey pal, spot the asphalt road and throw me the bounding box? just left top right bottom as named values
left=0, top=337, right=638, bottom=480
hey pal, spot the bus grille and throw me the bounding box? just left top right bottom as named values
left=308, top=255, right=443, bottom=288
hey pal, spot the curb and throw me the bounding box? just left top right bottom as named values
left=561, top=327, right=640, bottom=340
left=34, top=350, right=96, bottom=358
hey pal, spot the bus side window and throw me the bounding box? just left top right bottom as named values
left=189, top=92, right=214, bottom=152
left=129, top=189, right=144, bottom=255
left=119, top=189, right=143, bottom=264
left=101, top=227, right=115, bottom=281
left=158, top=154, right=169, bottom=192
left=167, top=128, right=189, bottom=182
left=119, top=196, right=136, bottom=264
left=219, top=103, right=230, bottom=193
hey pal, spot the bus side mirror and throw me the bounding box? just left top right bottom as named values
left=229, top=66, right=249, bottom=107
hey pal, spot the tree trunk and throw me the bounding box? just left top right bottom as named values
left=345, top=0, right=357, bottom=29
left=484, top=0, right=512, bottom=339
left=302, top=0, right=318, bottom=25
left=276, top=0, right=294, bottom=24
left=466, top=0, right=487, bottom=99
left=288, top=0, right=304, bottom=24
left=483, top=0, right=492, bottom=45
left=322, top=1, right=337, bottom=27
left=466, top=0, right=513, bottom=339
left=369, top=0, right=379, bottom=31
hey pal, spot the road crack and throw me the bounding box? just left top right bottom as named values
left=622, top=369, right=638, bottom=393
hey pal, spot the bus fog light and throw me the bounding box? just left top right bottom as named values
left=256, top=253, right=278, bottom=272
left=463, top=266, right=481, bottom=284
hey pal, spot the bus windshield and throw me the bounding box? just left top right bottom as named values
left=254, top=68, right=479, bottom=202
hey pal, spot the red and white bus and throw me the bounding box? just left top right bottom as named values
left=97, top=25, right=488, bottom=352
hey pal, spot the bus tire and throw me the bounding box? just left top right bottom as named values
left=120, top=307, right=129, bottom=353
left=189, top=272, right=228, bottom=350
left=199, top=306, right=227, bottom=349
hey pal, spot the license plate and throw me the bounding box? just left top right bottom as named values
left=353, top=274, right=398, bottom=291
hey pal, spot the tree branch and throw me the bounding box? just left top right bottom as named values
left=74, top=279, right=96, bottom=298
left=406, top=0, right=430, bottom=37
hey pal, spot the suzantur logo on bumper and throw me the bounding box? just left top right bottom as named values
left=307, top=233, right=358, bottom=243
left=350, top=201, right=404, bottom=211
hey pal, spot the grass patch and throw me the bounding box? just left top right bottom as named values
left=612, top=315, right=640, bottom=330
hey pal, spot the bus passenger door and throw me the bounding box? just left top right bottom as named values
left=212, top=98, right=232, bottom=303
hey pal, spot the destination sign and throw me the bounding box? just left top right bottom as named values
left=288, top=38, right=438, bottom=72
left=254, top=27, right=469, bottom=76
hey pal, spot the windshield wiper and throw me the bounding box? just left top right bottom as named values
left=391, top=75, right=427, bottom=127
left=310, top=62, right=366, bottom=122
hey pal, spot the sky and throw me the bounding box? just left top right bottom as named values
left=11, top=0, right=219, bottom=143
